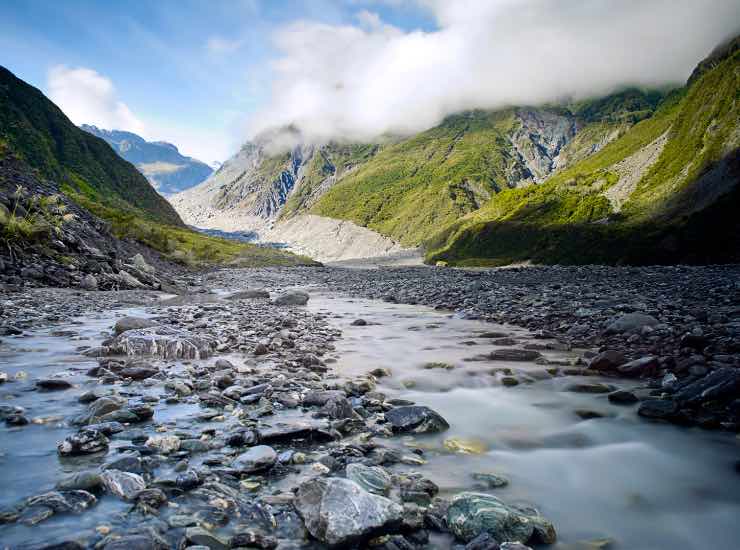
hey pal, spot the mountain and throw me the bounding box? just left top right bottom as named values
left=81, top=125, right=213, bottom=195
left=0, top=65, right=181, bottom=225
left=0, top=65, right=315, bottom=275
left=172, top=90, right=662, bottom=259
left=426, top=42, right=739, bottom=266
left=170, top=37, right=739, bottom=266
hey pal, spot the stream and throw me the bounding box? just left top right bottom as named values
left=1, top=289, right=739, bottom=549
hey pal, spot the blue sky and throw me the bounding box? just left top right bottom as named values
left=2, top=1, right=737, bottom=164
left=0, top=0, right=433, bottom=163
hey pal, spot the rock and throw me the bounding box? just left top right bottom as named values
left=608, top=390, right=639, bottom=404
left=254, top=343, right=269, bottom=355
left=119, top=361, right=158, bottom=380
left=225, top=289, right=270, bottom=300
left=145, top=435, right=181, bottom=454
left=616, top=356, right=659, bottom=378
left=466, top=533, right=501, bottom=550
left=346, top=463, right=392, bottom=495
left=26, top=490, right=97, bottom=514
left=108, top=325, right=215, bottom=359
left=102, top=534, right=169, bottom=550
left=564, top=383, right=616, bottom=394
left=295, top=477, right=403, bottom=546
left=637, top=399, right=679, bottom=420
left=680, top=333, right=709, bottom=350
left=673, top=367, right=740, bottom=407
left=36, top=378, right=73, bottom=391
left=322, top=396, right=355, bottom=419
left=232, top=445, right=277, bottom=473
left=88, top=396, right=126, bottom=417
left=57, top=429, right=109, bottom=456
left=489, top=349, right=542, bottom=362
left=385, top=405, right=450, bottom=434
left=117, top=270, right=145, bottom=289
left=185, top=527, right=228, bottom=550
left=103, top=452, right=143, bottom=473
left=588, top=350, right=627, bottom=372
left=80, top=274, right=98, bottom=291
left=114, top=316, right=159, bottom=336
left=100, top=469, right=146, bottom=500
left=351, top=319, right=368, bottom=326
left=131, top=253, right=154, bottom=273
left=303, top=390, right=347, bottom=406
left=273, top=290, right=309, bottom=306
left=605, top=313, right=659, bottom=334
left=447, top=492, right=555, bottom=544
left=471, top=472, right=509, bottom=489
left=229, top=529, right=278, bottom=549
left=56, top=471, right=103, bottom=491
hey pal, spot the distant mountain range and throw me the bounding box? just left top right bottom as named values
left=171, top=34, right=739, bottom=265
left=81, top=125, right=212, bottom=196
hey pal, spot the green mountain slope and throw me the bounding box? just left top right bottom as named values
left=309, top=91, right=663, bottom=247
left=0, top=65, right=181, bottom=225
left=425, top=49, right=739, bottom=266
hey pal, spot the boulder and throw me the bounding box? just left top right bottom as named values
left=145, top=435, right=181, bottom=454
left=605, top=313, right=659, bottom=334
left=588, top=350, right=627, bottom=372
left=637, top=399, right=679, bottom=420
left=80, top=274, right=98, bottom=291
left=57, top=429, right=109, bottom=456
left=131, top=253, right=155, bottom=273
left=616, top=356, right=659, bottom=378
left=232, top=445, right=277, bottom=473
left=673, top=367, right=740, bottom=407
left=447, top=492, right=555, bottom=544
left=36, top=378, right=73, bottom=391
left=225, top=289, right=270, bottom=300
left=346, top=463, right=392, bottom=495
left=273, top=290, right=309, bottom=306
left=385, top=405, right=450, bottom=434
left=100, top=469, right=146, bottom=500
left=114, top=317, right=159, bottom=336
left=295, top=477, right=403, bottom=546
left=108, top=325, right=215, bottom=359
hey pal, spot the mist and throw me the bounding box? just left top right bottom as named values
left=248, top=0, right=740, bottom=147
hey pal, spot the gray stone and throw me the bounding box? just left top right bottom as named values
left=273, top=290, right=309, bottom=306
left=295, top=477, right=403, bottom=546
left=447, top=492, right=555, bottom=544
left=108, top=325, right=215, bottom=359
left=385, top=405, right=450, bottom=434
left=36, top=378, right=73, bottom=391
left=346, top=463, right=392, bottom=495
left=588, top=350, right=627, bottom=372
left=80, top=274, right=98, bottom=291
left=101, top=469, right=146, bottom=500
left=226, top=289, right=270, bottom=300
left=57, top=429, right=109, bottom=456
left=185, top=527, right=228, bottom=550
left=232, top=445, right=277, bottom=473
left=113, top=316, right=159, bottom=336
left=606, top=313, right=659, bottom=334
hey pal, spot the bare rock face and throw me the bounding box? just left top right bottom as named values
left=295, top=477, right=403, bottom=546
left=107, top=326, right=215, bottom=359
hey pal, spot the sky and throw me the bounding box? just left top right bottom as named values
left=1, top=1, right=738, bottom=164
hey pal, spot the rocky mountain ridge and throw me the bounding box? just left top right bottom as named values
left=81, top=125, right=213, bottom=196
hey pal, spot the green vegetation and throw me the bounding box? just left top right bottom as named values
left=311, top=110, right=522, bottom=246
left=425, top=51, right=739, bottom=266
left=69, top=189, right=317, bottom=267
left=281, top=143, right=379, bottom=218
left=0, top=65, right=181, bottom=225
left=308, top=88, right=668, bottom=248
left=0, top=186, right=74, bottom=246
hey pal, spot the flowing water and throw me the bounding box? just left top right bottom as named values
left=1, top=291, right=739, bottom=549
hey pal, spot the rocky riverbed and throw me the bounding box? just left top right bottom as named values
left=1, top=264, right=739, bottom=550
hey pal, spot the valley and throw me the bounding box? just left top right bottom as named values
left=0, top=7, right=739, bottom=550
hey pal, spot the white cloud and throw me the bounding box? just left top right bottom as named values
left=249, top=0, right=740, bottom=146
left=47, top=65, right=147, bottom=135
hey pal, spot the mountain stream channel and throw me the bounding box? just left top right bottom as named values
left=1, top=281, right=739, bottom=550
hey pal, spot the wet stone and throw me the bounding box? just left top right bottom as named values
left=295, top=477, right=403, bottom=547
left=385, top=405, right=450, bottom=434
left=57, top=429, right=109, bottom=456
left=231, top=445, right=277, bottom=473
left=100, top=470, right=146, bottom=500
left=346, top=463, right=393, bottom=495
